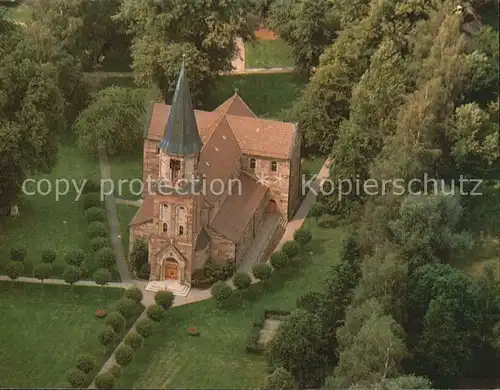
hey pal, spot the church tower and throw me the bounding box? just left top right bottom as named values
left=148, top=62, right=203, bottom=286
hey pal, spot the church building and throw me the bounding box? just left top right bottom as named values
left=129, top=63, right=301, bottom=293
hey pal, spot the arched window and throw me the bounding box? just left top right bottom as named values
left=270, top=161, right=278, bottom=172
left=179, top=226, right=184, bottom=235
left=250, top=158, right=256, bottom=169
left=163, top=223, right=168, bottom=232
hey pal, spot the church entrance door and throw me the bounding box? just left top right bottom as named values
left=164, top=260, right=178, bottom=280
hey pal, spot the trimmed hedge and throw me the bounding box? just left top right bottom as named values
left=124, top=286, right=143, bottom=303
left=90, top=237, right=109, bottom=252
left=115, top=345, right=134, bottom=367
left=124, top=331, right=143, bottom=350
left=105, top=312, right=126, bottom=333
left=10, top=245, right=26, bottom=262
left=155, top=290, right=175, bottom=309
left=41, top=249, right=56, bottom=264
left=252, top=263, right=272, bottom=281
left=88, top=222, right=108, bottom=239
left=211, top=281, right=233, bottom=301
left=95, top=372, right=115, bottom=389
left=135, top=318, right=154, bottom=338
left=83, top=192, right=102, bottom=210
left=116, top=298, right=137, bottom=319
left=86, top=207, right=106, bottom=223
left=270, top=251, right=290, bottom=271
left=191, top=260, right=236, bottom=288
left=83, top=180, right=101, bottom=194
left=281, top=240, right=300, bottom=259
left=146, top=304, right=165, bottom=322
left=65, top=250, right=85, bottom=267
left=95, top=247, right=116, bottom=268
left=66, top=369, right=86, bottom=388
left=76, top=353, right=96, bottom=374
left=233, top=271, right=252, bottom=290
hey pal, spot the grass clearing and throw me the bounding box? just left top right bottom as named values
left=0, top=283, right=142, bottom=388
left=116, top=220, right=345, bottom=388
left=245, top=38, right=295, bottom=69
left=0, top=137, right=101, bottom=278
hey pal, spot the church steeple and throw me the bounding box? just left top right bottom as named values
left=159, top=62, right=202, bottom=156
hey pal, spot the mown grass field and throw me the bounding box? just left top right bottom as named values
left=0, top=283, right=133, bottom=388
left=0, top=137, right=102, bottom=278
left=245, top=38, right=295, bottom=69
left=115, top=219, right=346, bottom=388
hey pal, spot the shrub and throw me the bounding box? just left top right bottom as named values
left=135, top=318, right=154, bottom=338
left=252, top=263, right=272, bottom=282
left=124, top=331, right=143, bottom=350
left=137, top=262, right=150, bottom=279
left=131, top=241, right=148, bottom=271
left=95, top=247, right=116, bottom=268
left=293, top=228, right=312, bottom=249
left=105, top=312, right=126, bottom=333
left=281, top=240, right=300, bottom=259
left=155, top=290, right=175, bottom=309
left=95, top=372, right=115, bottom=389
left=146, top=304, right=165, bottom=322
left=41, top=249, right=56, bottom=264
left=211, top=281, right=233, bottom=301
left=83, top=192, right=101, bottom=210
left=124, top=286, right=143, bottom=303
left=90, top=237, right=109, bottom=252
left=270, top=251, right=290, bottom=271
left=116, top=298, right=136, bottom=319
left=94, top=268, right=112, bottom=287
left=33, top=263, right=52, bottom=282
left=296, top=292, right=322, bottom=312
left=83, top=180, right=101, bottom=194
left=88, top=221, right=108, bottom=239
left=86, top=206, right=106, bottom=223
left=66, top=369, right=86, bottom=388
left=65, top=250, right=85, bottom=267
left=5, top=261, right=24, bottom=280
left=98, top=326, right=116, bottom=348
left=115, top=345, right=134, bottom=367
left=265, top=366, right=297, bottom=389
left=76, top=353, right=96, bottom=374
left=233, top=271, right=252, bottom=290
left=10, top=245, right=26, bottom=262
left=63, top=265, right=82, bottom=286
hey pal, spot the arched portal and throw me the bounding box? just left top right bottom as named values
left=267, top=199, right=277, bottom=214
left=164, top=258, right=179, bottom=280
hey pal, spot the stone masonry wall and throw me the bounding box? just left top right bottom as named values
left=208, top=229, right=235, bottom=264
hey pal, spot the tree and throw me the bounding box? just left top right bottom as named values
left=268, top=0, right=339, bottom=72
left=252, top=263, right=272, bottom=282
left=124, top=286, right=143, bottom=303
left=5, top=261, right=23, bottom=281
left=115, top=345, right=134, bottom=367
left=270, top=252, right=290, bottom=271
left=135, top=318, right=154, bottom=339
left=95, top=372, right=115, bottom=389
left=74, top=87, right=147, bottom=156
left=41, top=249, right=56, bottom=264
left=146, top=304, right=165, bottom=322
left=65, top=250, right=85, bottom=267
left=94, top=268, right=112, bottom=293
left=66, top=369, right=86, bottom=388
left=211, top=281, right=233, bottom=303
left=105, top=312, right=126, bottom=333
left=63, top=265, right=82, bottom=288
left=281, top=241, right=300, bottom=259
left=116, top=298, right=137, bottom=320
left=124, top=331, right=143, bottom=350
left=293, top=228, right=312, bottom=250
left=265, top=366, right=298, bottom=389
left=98, top=326, right=116, bottom=353
left=95, top=247, right=116, bottom=269
left=115, top=0, right=254, bottom=103
left=10, top=245, right=26, bottom=262
left=76, top=353, right=96, bottom=374
left=268, top=309, right=327, bottom=388
left=33, top=263, right=52, bottom=289
left=154, top=291, right=175, bottom=310
left=233, top=271, right=252, bottom=291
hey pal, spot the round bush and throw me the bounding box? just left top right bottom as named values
left=98, top=326, right=116, bottom=347
left=63, top=265, right=82, bottom=286
left=76, top=353, right=96, bottom=374
left=105, top=312, right=126, bottom=333
left=88, top=221, right=107, bottom=239
left=270, top=251, right=290, bottom=271
left=41, top=249, right=56, bottom=264
left=296, top=291, right=322, bottom=312
left=33, top=263, right=52, bottom=281
left=5, top=261, right=24, bottom=280
left=252, top=263, right=272, bottom=281
left=293, top=228, right=312, bottom=248
left=95, top=372, right=115, bottom=389
left=146, top=304, right=165, bottom=322
left=94, top=268, right=112, bottom=287
left=115, top=345, right=134, bottom=367
left=211, top=281, right=233, bottom=301
left=154, top=290, right=175, bottom=309
left=135, top=318, right=154, bottom=338
left=116, top=298, right=136, bottom=319
left=124, top=286, right=143, bottom=303
left=83, top=180, right=101, bottom=194
left=10, top=245, right=26, bottom=262
left=95, top=247, right=116, bottom=268
left=124, top=331, right=143, bottom=350
left=233, top=272, right=251, bottom=290
left=137, top=262, right=150, bottom=279
left=66, top=369, right=85, bottom=388
left=85, top=207, right=105, bottom=223
left=83, top=192, right=101, bottom=210
left=65, top=250, right=85, bottom=267
left=90, top=237, right=109, bottom=252
left=281, top=240, right=300, bottom=259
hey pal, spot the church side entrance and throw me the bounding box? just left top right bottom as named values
left=164, top=259, right=179, bottom=280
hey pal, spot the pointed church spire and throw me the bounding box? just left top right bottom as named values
left=159, top=61, right=202, bottom=156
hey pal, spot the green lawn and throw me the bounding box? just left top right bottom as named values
left=116, top=219, right=345, bottom=388
left=245, top=38, right=295, bottom=69
left=0, top=138, right=101, bottom=278
left=0, top=283, right=140, bottom=388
